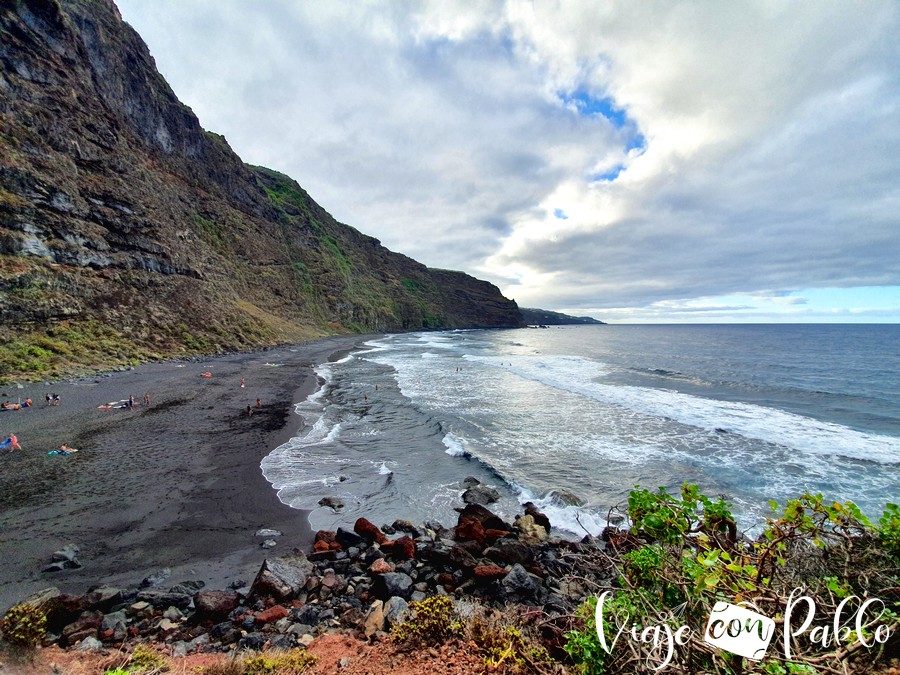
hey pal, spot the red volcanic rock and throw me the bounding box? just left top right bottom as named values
left=455, top=504, right=512, bottom=532
left=354, top=517, right=389, bottom=545
left=256, top=605, right=288, bottom=624
left=368, top=558, right=394, bottom=575
left=455, top=519, right=485, bottom=544
left=313, top=539, right=332, bottom=552
left=473, top=565, right=507, bottom=580
left=385, top=535, right=416, bottom=560
left=437, top=572, right=455, bottom=588
left=194, top=590, right=239, bottom=617
left=314, top=530, right=337, bottom=545
left=484, top=528, right=511, bottom=542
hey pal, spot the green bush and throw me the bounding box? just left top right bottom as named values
left=0, top=603, right=46, bottom=650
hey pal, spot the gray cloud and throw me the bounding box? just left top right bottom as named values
left=117, top=1, right=900, bottom=321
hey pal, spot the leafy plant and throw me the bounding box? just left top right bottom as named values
left=391, top=595, right=462, bottom=648
left=0, top=603, right=46, bottom=650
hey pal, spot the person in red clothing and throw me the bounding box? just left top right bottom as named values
left=4, top=433, right=21, bottom=450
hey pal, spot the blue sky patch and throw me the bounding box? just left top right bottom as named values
left=561, top=89, right=628, bottom=127
left=591, top=165, right=625, bottom=182
left=553, top=208, right=569, bottom=220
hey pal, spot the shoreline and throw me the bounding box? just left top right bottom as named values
left=0, top=333, right=379, bottom=612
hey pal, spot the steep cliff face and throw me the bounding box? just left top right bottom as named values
left=0, top=0, right=523, bottom=379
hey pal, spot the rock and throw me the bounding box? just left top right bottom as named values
left=449, top=545, right=479, bottom=571
left=75, top=636, right=103, bottom=653
left=368, top=558, right=394, bottom=575
left=384, top=535, right=415, bottom=561
left=261, top=539, right=278, bottom=549
left=462, top=484, right=501, bottom=505
left=194, top=590, right=239, bottom=618
left=319, top=496, right=345, bottom=510
left=473, top=565, right=507, bottom=580
left=101, top=610, right=127, bottom=633
left=157, top=618, right=180, bottom=634
left=126, top=602, right=152, bottom=619
left=383, top=596, right=409, bottom=626
left=523, top=502, right=552, bottom=532
left=51, top=543, right=80, bottom=562
left=298, top=633, right=315, bottom=647
left=136, top=590, right=192, bottom=610
left=228, top=579, right=247, bottom=590
left=239, top=632, right=267, bottom=650
left=485, top=539, right=534, bottom=566
left=462, top=476, right=481, bottom=487
left=364, top=600, right=385, bottom=637
left=250, top=553, right=313, bottom=601
left=514, top=514, right=548, bottom=544
left=42, top=560, right=81, bottom=573
left=391, top=519, right=419, bottom=536
left=381, top=524, right=396, bottom=535
left=20, top=587, right=62, bottom=611
left=502, top=564, right=539, bottom=597
left=256, top=605, right=289, bottom=624
left=372, top=572, right=413, bottom=600
left=255, top=528, right=282, bottom=537
left=455, top=504, right=511, bottom=532
left=455, top=518, right=485, bottom=544
left=61, top=611, right=102, bottom=646
left=83, top=587, right=123, bottom=611
left=336, top=527, right=366, bottom=549
left=168, top=580, right=205, bottom=595
left=140, top=568, right=171, bottom=588
left=339, top=656, right=351, bottom=669
left=548, top=489, right=585, bottom=507
left=354, top=518, right=388, bottom=545
left=162, top=607, right=183, bottom=621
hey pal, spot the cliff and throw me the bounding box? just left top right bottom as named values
left=0, top=0, right=523, bottom=380
left=519, top=308, right=605, bottom=325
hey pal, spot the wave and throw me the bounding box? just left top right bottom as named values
left=465, top=353, right=900, bottom=465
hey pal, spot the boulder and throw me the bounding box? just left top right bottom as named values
left=255, top=528, right=282, bottom=537
left=371, top=572, right=413, bottom=600
left=462, top=484, right=500, bottom=505
left=250, top=553, right=314, bottom=601
left=523, top=502, right=552, bottom=532
left=502, top=564, right=539, bottom=597
left=364, top=600, right=385, bottom=637
left=335, top=527, right=366, bottom=549
left=473, top=564, right=507, bottom=580
left=318, top=496, right=344, bottom=510
left=61, top=611, right=103, bottom=646
left=485, top=539, right=534, bottom=567
left=354, top=518, right=388, bottom=545
left=50, top=543, right=80, bottom=563
left=548, top=489, right=585, bottom=507
left=455, top=504, right=511, bottom=532
left=384, top=535, right=415, bottom=561
left=193, top=591, right=239, bottom=618
left=255, top=605, right=288, bottom=624
left=384, top=596, right=409, bottom=626
left=454, top=518, right=486, bottom=544
left=368, top=558, right=394, bottom=575
left=135, top=590, right=191, bottom=610
left=514, top=514, right=548, bottom=545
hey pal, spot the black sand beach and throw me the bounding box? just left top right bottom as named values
left=0, top=334, right=375, bottom=612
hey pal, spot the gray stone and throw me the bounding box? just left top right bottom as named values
left=318, top=496, right=344, bottom=510
left=140, top=568, right=171, bottom=588
left=162, top=607, right=183, bottom=620
left=298, top=633, right=315, bottom=647
left=51, top=543, right=80, bottom=563
left=250, top=553, right=313, bottom=601
left=255, top=528, right=282, bottom=537
left=384, top=596, right=409, bottom=626
left=372, top=572, right=413, bottom=600
left=136, top=589, right=191, bottom=610
left=462, top=484, right=501, bottom=505
left=75, top=636, right=103, bottom=653
left=502, top=564, right=538, bottom=597
left=101, top=610, right=127, bottom=632
left=261, top=539, right=278, bottom=549
left=364, top=600, right=385, bottom=637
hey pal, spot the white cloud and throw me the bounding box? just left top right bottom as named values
left=116, top=0, right=900, bottom=321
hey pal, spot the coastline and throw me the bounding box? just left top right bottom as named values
left=0, top=333, right=378, bottom=612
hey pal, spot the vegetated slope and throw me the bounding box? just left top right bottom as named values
left=0, top=0, right=523, bottom=381
left=519, top=308, right=605, bottom=325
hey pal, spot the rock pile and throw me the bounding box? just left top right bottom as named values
left=13, top=501, right=613, bottom=656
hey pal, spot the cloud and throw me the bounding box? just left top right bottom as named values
left=116, top=1, right=900, bottom=321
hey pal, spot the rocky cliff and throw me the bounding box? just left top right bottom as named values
left=0, top=0, right=523, bottom=380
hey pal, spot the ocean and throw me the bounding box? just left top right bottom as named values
left=261, top=325, right=900, bottom=537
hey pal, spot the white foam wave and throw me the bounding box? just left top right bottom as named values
left=515, top=486, right=606, bottom=537
left=465, top=353, right=900, bottom=464
left=442, top=432, right=469, bottom=456
left=379, top=462, right=393, bottom=475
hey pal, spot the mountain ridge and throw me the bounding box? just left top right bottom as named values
left=0, top=0, right=524, bottom=381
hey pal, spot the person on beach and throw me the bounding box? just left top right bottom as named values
left=128, top=395, right=135, bottom=409
left=144, top=392, right=150, bottom=407
left=45, top=393, right=51, bottom=406
left=256, top=398, right=261, bottom=408
left=240, top=377, right=245, bottom=388
left=2, top=433, right=21, bottom=450
left=246, top=404, right=253, bottom=417
left=23, top=398, right=32, bottom=408
left=52, top=393, right=60, bottom=405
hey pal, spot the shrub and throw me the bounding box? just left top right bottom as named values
left=243, top=649, right=317, bottom=674
left=0, top=603, right=46, bottom=650
left=391, top=595, right=462, bottom=648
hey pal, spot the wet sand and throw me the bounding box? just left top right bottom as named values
left=0, top=334, right=376, bottom=611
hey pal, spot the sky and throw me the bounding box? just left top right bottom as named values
left=115, top=1, right=900, bottom=323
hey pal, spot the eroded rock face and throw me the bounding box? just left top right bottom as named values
left=249, top=553, right=314, bottom=601
left=0, top=0, right=524, bottom=377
